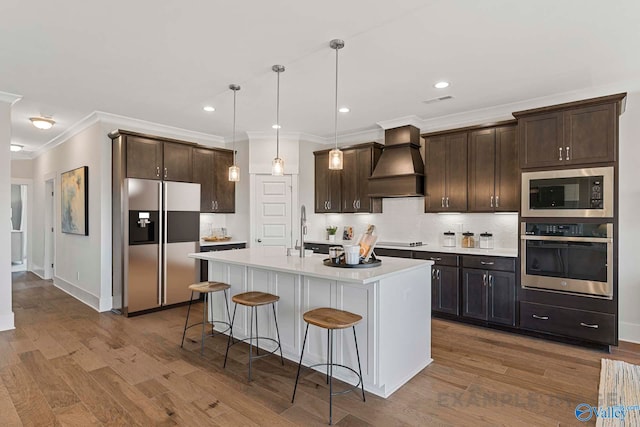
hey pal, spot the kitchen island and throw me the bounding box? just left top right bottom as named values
left=190, top=247, right=433, bottom=398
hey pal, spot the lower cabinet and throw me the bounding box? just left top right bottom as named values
left=304, top=242, right=331, bottom=254
left=432, top=265, right=460, bottom=316
left=199, top=243, right=246, bottom=281
left=462, top=268, right=516, bottom=326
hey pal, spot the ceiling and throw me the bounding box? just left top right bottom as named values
left=2, top=0, right=640, bottom=156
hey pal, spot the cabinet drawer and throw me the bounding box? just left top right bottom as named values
left=374, top=248, right=413, bottom=259
left=462, top=255, right=515, bottom=272
left=304, top=243, right=331, bottom=254
left=519, top=302, right=615, bottom=344
left=414, top=252, right=459, bottom=267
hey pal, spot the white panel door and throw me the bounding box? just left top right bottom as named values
left=254, top=175, right=292, bottom=248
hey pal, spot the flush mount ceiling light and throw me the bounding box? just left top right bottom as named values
left=228, top=84, right=241, bottom=182
left=29, top=116, right=55, bottom=130
left=434, top=81, right=450, bottom=89
left=328, top=39, right=345, bottom=170
left=10, top=144, right=23, bottom=152
left=271, top=64, right=285, bottom=176
left=203, top=106, right=215, bottom=112
left=338, top=107, right=350, bottom=113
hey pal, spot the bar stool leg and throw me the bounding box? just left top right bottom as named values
left=272, top=303, right=285, bottom=365
left=181, top=291, right=195, bottom=348
left=200, top=292, right=208, bottom=355
left=248, top=306, right=254, bottom=381
left=326, top=329, right=330, bottom=384
left=255, top=305, right=260, bottom=356
left=223, top=289, right=232, bottom=338
left=353, top=326, right=366, bottom=402
left=291, top=322, right=309, bottom=403
left=329, top=329, right=334, bottom=425
left=223, top=303, right=238, bottom=368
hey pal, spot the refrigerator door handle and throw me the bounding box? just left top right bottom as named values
left=158, top=181, right=163, bottom=306
left=163, top=181, right=168, bottom=306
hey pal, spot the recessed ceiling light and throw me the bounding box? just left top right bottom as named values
left=338, top=107, right=350, bottom=113
left=203, top=106, right=215, bottom=112
left=29, top=116, right=55, bottom=130
left=272, top=124, right=281, bottom=129
left=434, top=81, right=450, bottom=89
left=10, top=144, right=23, bottom=152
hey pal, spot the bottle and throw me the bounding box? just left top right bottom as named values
left=479, top=232, right=494, bottom=249
left=461, top=232, right=475, bottom=248
left=443, top=231, right=456, bottom=247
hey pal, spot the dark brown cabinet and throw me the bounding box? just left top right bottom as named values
left=432, top=265, right=460, bottom=316
left=468, top=126, right=519, bottom=212
left=341, top=145, right=383, bottom=213
left=515, top=94, right=625, bottom=169
left=125, top=135, right=192, bottom=182
left=314, top=152, right=342, bottom=213
left=193, top=148, right=235, bottom=213
left=425, top=132, right=468, bottom=212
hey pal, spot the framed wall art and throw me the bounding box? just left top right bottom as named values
left=61, top=166, right=88, bottom=235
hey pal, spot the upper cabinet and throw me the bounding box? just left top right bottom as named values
left=314, top=143, right=383, bottom=214
left=468, top=125, right=519, bottom=212
left=515, top=93, right=626, bottom=169
left=193, top=148, right=235, bottom=213
left=424, top=132, right=468, bottom=212
left=126, top=135, right=192, bottom=182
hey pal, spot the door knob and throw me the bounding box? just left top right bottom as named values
left=256, top=238, right=262, bottom=243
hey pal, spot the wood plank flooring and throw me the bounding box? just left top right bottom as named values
left=3, top=271, right=639, bottom=426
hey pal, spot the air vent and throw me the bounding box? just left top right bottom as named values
left=423, top=95, right=454, bottom=105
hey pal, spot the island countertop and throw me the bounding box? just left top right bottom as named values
left=190, top=247, right=433, bottom=284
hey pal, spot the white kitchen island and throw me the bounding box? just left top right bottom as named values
left=189, top=247, right=433, bottom=398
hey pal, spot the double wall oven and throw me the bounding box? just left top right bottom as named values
left=520, top=166, right=614, bottom=299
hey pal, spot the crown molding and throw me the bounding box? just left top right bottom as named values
left=245, top=131, right=303, bottom=141
left=32, top=111, right=100, bottom=159
left=96, top=111, right=225, bottom=146
left=335, top=127, right=384, bottom=145
left=0, top=91, right=22, bottom=105
left=376, top=115, right=423, bottom=130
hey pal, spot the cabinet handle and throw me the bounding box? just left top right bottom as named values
left=480, top=261, right=494, bottom=265
left=164, top=167, right=168, bottom=179
left=558, top=147, right=563, bottom=161
left=328, top=201, right=331, bottom=210
left=490, top=195, right=494, bottom=208
left=429, top=257, right=442, bottom=261
left=156, top=166, right=160, bottom=177
left=580, top=322, right=599, bottom=329
left=446, top=197, right=450, bottom=208
left=566, top=146, right=570, bottom=161
left=437, top=270, right=441, bottom=280
left=483, top=273, right=487, bottom=286
left=495, top=196, right=499, bottom=208
left=532, top=314, right=549, bottom=320
left=353, top=200, right=356, bottom=209
left=357, top=200, right=361, bottom=209
left=211, top=201, right=214, bottom=210
left=441, top=197, right=445, bottom=208
left=489, top=274, right=494, bottom=287
left=432, top=269, right=436, bottom=280
left=324, top=201, right=328, bottom=210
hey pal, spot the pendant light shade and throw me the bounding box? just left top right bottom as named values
left=328, top=39, right=345, bottom=170
left=271, top=65, right=285, bottom=176
left=228, top=84, right=241, bottom=182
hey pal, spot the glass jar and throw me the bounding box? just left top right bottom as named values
left=443, top=231, right=456, bottom=247
left=479, top=232, right=494, bottom=249
left=461, top=232, right=475, bottom=248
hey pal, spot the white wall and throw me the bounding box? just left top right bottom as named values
left=618, top=91, right=640, bottom=343
left=11, top=159, right=33, bottom=179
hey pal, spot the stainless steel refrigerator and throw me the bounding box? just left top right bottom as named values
left=113, top=178, right=200, bottom=316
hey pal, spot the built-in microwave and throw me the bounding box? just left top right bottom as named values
left=521, top=166, right=614, bottom=218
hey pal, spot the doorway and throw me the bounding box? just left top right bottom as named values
left=44, top=179, right=55, bottom=280
left=252, top=174, right=294, bottom=249
left=10, top=183, right=28, bottom=272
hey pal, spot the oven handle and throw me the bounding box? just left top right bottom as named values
left=520, top=235, right=612, bottom=243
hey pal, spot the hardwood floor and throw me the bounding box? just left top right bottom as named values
left=3, top=272, right=639, bottom=426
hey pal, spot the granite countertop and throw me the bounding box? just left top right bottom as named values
left=305, top=239, right=518, bottom=258
left=190, top=247, right=433, bottom=285
left=199, top=240, right=247, bottom=247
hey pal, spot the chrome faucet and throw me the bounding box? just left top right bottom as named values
left=297, top=205, right=307, bottom=257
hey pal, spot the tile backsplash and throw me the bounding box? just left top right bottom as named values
left=312, top=197, right=519, bottom=249
left=199, top=213, right=227, bottom=238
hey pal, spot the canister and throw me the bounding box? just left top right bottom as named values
left=479, top=232, right=494, bottom=249
left=461, top=232, right=475, bottom=248
left=443, top=231, right=456, bottom=247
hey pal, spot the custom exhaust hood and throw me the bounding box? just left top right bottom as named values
left=368, top=125, right=425, bottom=197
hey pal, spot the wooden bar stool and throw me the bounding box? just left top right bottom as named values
left=292, top=307, right=366, bottom=425
left=223, top=291, right=284, bottom=381
left=180, top=281, right=231, bottom=355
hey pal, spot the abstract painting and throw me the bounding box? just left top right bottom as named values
left=61, top=166, right=88, bottom=235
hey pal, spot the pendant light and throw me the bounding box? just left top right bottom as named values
left=271, top=64, right=285, bottom=176
left=328, top=39, right=344, bottom=170
left=228, top=84, right=241, bottom=182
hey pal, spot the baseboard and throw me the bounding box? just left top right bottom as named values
left=0, top=312, right=15, bottom=331
left=619, top=322, right=640, bottom=344
left=32, top=264, right=45, bottom=279
left=53, top=276, right=110, bottom=313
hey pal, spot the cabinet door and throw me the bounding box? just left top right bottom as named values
left=193, top=148, right=215, bottom=212
left=462, top=268, right=488, bottom=321
left=126, top=136, right=162, bottom=180
left=341, top=149, right=358, bottom=213
left=355, top=146, right=382, bottom=213
left=425, top=136, right=447, bottom=212
left=519, top=112, right=563, bottom=169
left=445, top=132, right=468, bottom=211
left=213, top=150, right=235, bottom=213
left=564, top=103, right=616, bottom=165
left=468, top=129, right=496, bottom=212
left=488, top=271, right=515, bottom=326
left=314, top=153, right=329, bottom=213
left=163, top=142, right=193, bottom=182
left=432, top=266, right=460, bottom=316
left=494, top=126, right=519, bottom=212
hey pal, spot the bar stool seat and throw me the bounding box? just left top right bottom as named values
left=180, top=281, right=231, bottom=355
left=224, top=291, right=284, bottom=381
left=293, top=307, right=366, bottom=425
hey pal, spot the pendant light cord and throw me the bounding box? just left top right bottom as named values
left=276, top=69, right=280, bottom=158
left=334, top=46, right=339, bottom=150
left=232, top=88, right=237, bottom=165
